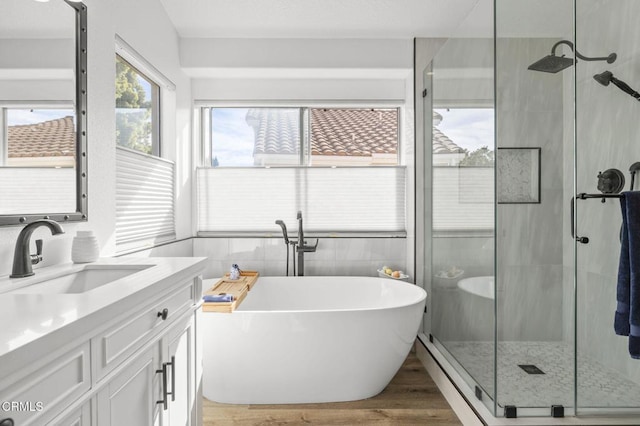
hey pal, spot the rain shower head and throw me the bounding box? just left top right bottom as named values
left=593, top=70, right=640, bottom=101
left=528, top=55, right=575, bottom=73
left=528, top=40, right=617, bottom=73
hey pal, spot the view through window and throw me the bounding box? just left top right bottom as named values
left=433, top=108, right=494, bottom=166
left=207, top=107, right=399, bottom=167
left=432, top=107, right=495, bottom=232
left=4, top=108, right=75, bottom=167
left=115, top=55, right=160, bottom=156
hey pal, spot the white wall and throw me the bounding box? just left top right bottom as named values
left=0, top=0, right=192, bottom=277
left=181, top=38, right=412, bottom=75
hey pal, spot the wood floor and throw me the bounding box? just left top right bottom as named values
left=203, top=352, right=462, bottom=425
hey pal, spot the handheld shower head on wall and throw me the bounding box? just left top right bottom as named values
left=593, top=71, right=640, bottom=101
left=528, top=40, right=617, bottom=73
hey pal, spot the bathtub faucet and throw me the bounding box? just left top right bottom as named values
left=296, top=211, right=318, bottom=276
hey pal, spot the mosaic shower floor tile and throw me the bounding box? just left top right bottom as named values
left=443, top=341, right=640, bottom=408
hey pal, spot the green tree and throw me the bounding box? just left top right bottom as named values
left=459, top=146, right=494, bottom=166
left=115, top=57, right=152, bottom=154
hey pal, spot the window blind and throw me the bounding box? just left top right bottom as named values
left=432, top=166, right=494, bottom=231
left=116, top=147, right=175, bottom=251
left=197, top=167, right=406, bottom=233
left=0, top=168, right=75, bottom=214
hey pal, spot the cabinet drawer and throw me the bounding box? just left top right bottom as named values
left=0, top=342, right=90, bottom=426
left=94, top=281, right=194, bottom=381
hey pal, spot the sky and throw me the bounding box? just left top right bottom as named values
left=210, top=108, right=255, bottom=167
left=7, top=109, right=74, bottom=126
left=434, top=108, right=494, bottom=152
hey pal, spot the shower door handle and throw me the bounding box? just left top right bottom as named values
left=570, top=196, right=590, bottom=244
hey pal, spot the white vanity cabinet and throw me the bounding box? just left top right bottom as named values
left=94, top=281, right=200, bottom=426
left=0, top=343, right=91, bottom=426
left=95, top=344, right=163, bottom=426
left=95, top=311, right=196, bottom=426
left=161, top=314, right=196, bottom=426
left=0, top=258, right=207, bottom=426
left=49, top=401, right=91, bottom=426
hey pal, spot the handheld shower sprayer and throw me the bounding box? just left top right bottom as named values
left=275, top=219, right=292, bottom=276
left=275, top=220, right=289, bottom=245
left=593, top=71, right=640, bottom=101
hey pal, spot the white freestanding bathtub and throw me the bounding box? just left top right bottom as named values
left=457, top=276, right=495, bottom=299
left=201, top=276, right=427, bottom=404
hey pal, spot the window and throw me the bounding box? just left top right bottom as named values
left=0, top=105, right=77, bottom=214
left=2, top=106, right=75, bottom=167
left=204, top=107, right=399, bottom=167
left=115, top=55, right=160, bottom=156
left=197, top=105, right=405, bottom=235
left=432, top=107, right=495, bottom=232
left=114, top=48, right=174, bottom=252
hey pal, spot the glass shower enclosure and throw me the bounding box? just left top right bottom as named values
left=420, top=0, right=640, bottom=419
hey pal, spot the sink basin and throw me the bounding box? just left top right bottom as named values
left=8, top=265, right=153, bottom=294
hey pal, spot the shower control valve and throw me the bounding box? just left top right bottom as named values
left=576, top=236, right=589, bottom=244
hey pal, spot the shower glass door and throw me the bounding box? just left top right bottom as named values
left=423, top=0, right=640, bottom=419
left=427, top=32, right=497, bottom=414
left=494, top=0, right=575, bottom=416
left=575, top=0, right=640, bottom=414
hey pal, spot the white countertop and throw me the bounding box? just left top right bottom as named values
left=0, top=257, right=207, bottom=376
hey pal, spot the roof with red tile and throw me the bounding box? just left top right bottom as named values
left=8, top=116, right=76, bottom=158
left=246, top=108, right=462, bottom=159
left=248, top=108, right=398, bottom=158
left=246, top=108, right=300, bottom=156
left=310, top=108, right=398, bottom=157
left=433, top=127, right=464, bottom=154
left=432, top=111, right=464, bottom=154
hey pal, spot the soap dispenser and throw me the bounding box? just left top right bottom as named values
left=71, top=230, right=100, bottom=263
left=229, top=263, right=241, bottom=280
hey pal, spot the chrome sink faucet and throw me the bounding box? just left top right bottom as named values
left=10, top=219, right=65, bottom=278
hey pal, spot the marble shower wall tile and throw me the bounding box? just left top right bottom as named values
left=193, top=237, right=408, bottom=279
left=566, top=0, right=640, bottom=386
left=578, top=271, right=640, bottom=385
left=497, top=265, right=564, bottom=341
left=432, top=236, right=494, bottom=280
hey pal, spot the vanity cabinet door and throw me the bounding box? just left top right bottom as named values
left=47, top=399, right=91, bottom=426
left=0, top=342, right=90, bottom=426
left=95, top=345, right=162, bottom=426
left=161, top=314, right=196, bottom=426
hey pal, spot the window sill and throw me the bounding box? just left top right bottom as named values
left=196, top=231, right=407, bottom=239
left=433, top=230, right=493, bottom=238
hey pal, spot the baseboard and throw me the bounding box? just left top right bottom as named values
left=415, top=338, right=484, bottom=426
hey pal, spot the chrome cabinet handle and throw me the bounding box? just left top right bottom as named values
left=156, top=362, right=169, bottom=410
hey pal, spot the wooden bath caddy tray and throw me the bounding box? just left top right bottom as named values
left=202, top=271, right=259, bottom=313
